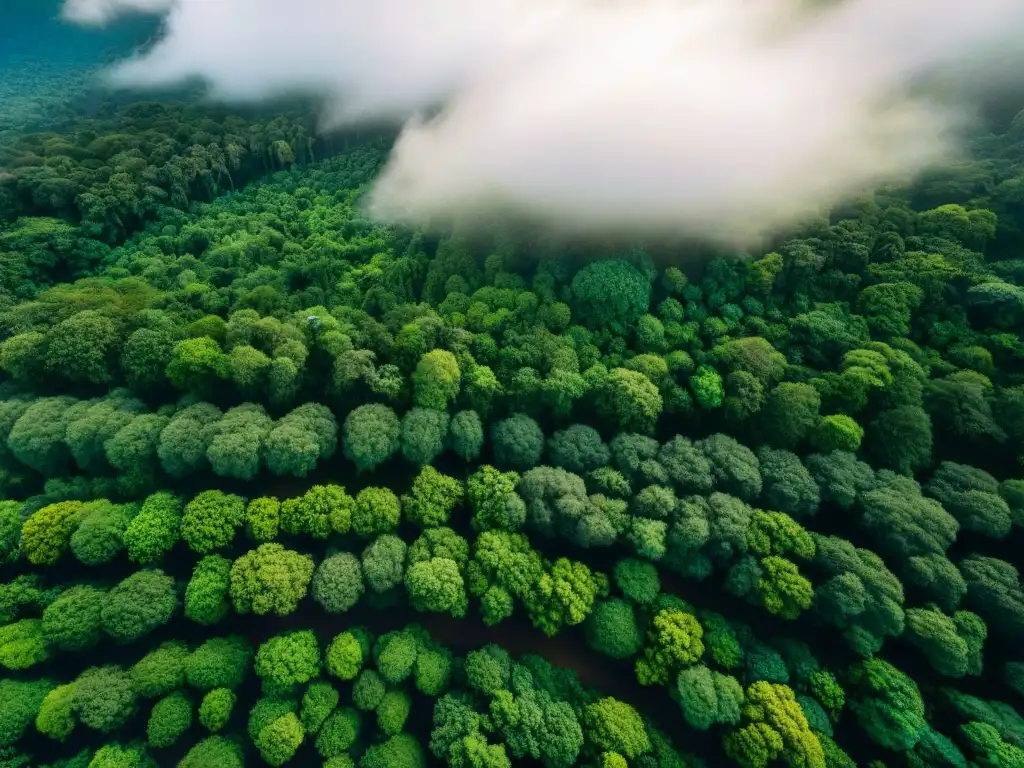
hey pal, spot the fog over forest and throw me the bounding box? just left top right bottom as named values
left=0, top=2, right=1022, bottom=768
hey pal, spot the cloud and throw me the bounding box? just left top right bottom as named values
left=64, top=0, right=1024, bottom=247
left=61, top=0, right=172, bottom=26
left=78, top=0, right=563, bottom=122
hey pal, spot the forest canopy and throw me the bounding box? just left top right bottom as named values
left=1, top=12, right=1024, bottom=766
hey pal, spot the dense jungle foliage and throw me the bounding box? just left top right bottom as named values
left=2, top=42, right=1024, bottom=768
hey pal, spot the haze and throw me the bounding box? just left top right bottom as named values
left=63, top=0, right=1024, bottom=247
